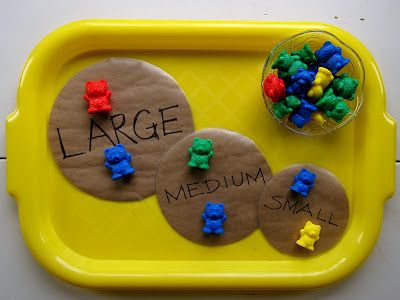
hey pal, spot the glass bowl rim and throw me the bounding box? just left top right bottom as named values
left=261, top=29, right=365, bottom=136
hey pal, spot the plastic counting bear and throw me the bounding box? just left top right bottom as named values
left=263, top=40, right=359, bottom=129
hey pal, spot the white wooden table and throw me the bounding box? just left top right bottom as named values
left=0, top=1, right=398, bottom=299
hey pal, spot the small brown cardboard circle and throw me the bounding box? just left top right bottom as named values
left=155, top=128, right=273, bottom=246
left=48, top=58, right=194, bottom=201
left=258, top=164, right=349, bottom=256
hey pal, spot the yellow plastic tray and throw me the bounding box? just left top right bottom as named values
left=6, top=20, right=396, bottom=290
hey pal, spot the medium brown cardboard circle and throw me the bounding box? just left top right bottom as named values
left=48, top=58, right=194, bottom=201
left=258, top=164, right=349, bottom=256
left=155, top=128, right=273, bottom=246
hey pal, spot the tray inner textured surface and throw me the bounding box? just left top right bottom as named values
left=48, top=50, right=354, bottom=260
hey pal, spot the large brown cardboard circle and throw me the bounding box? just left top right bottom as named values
left=258, top=164, right=349, bottom=256
left=156, top=128, right=273, bottom=245
left=48, top=58, right=194, bottom=201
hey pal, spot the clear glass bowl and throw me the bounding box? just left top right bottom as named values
left=261, top=30, right=365, bottom=136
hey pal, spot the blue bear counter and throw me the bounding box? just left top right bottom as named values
left=290, top=168, right=317, bottom=197
left=104, top=144, right=135, bottom=180
left=202, top=202, right=227, bottom=235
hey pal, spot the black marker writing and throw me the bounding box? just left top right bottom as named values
left=88, top=119, right=115, bottom=151
left=110, top=113, right=138, bottom=144
left=159, top=104, right=183, bottom=136
left=264, top=195, right=339, bottom=227
left=57, top=104, right=184, bottom=159
left=166, top=185, right=187, bottom=204
left=133, top=109, right=159, bottom=140
left=57, top=128, right=86, bottom=159
left=164, top=167, right=266, bottom=203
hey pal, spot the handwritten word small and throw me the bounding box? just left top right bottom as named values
left=264, top=195, right=338, bottom=227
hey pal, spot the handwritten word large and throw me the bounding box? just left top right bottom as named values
left=56, top=104, right=182, bottom=159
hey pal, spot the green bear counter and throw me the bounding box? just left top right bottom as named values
left=188, top=137, right=214, bottom=170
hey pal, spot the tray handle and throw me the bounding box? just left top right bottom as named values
left=6, top=109, right=22, bottom=202
left=380, top=112, right=396, bottom=203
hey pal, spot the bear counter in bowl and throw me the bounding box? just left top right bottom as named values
left=262, top=30, right=365, bottom=136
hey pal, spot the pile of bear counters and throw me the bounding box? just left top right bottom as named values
left=263, top=41, right=359, bottom=128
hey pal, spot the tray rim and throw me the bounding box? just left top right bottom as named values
left=6, top=19, right=396, bottom=290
